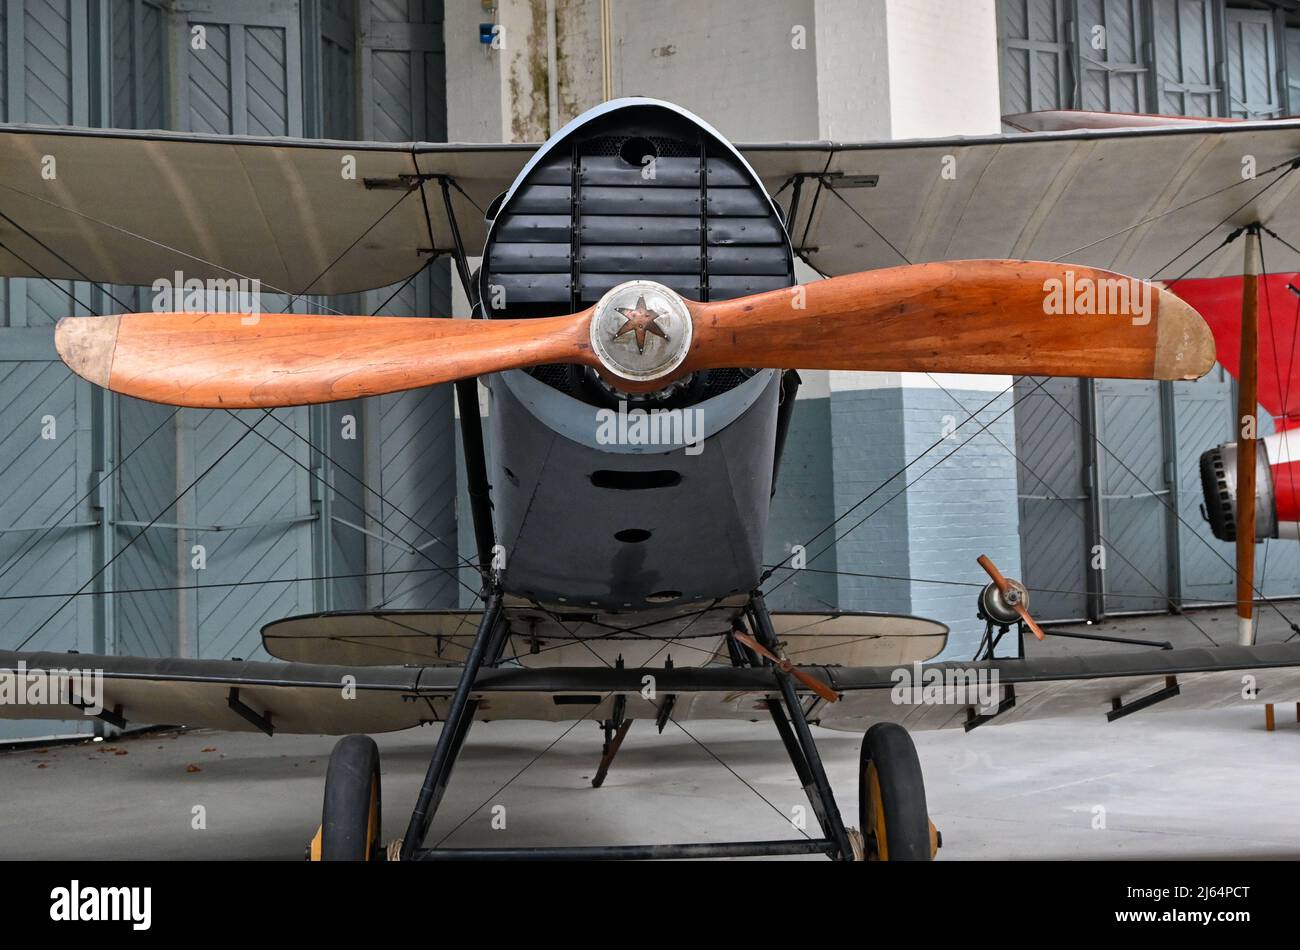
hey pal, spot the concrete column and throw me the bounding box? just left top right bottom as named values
left=789, top=0, right=1018, bottom=655
left=444, top=0, right=509, bottom=141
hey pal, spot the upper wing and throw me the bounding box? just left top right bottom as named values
left=5, top=115, right=1300, bottom=302
left=3, top=642, right=1298, bottom=736
left=0, top=124, right=532, bottom=295
left=1168, top=273, right=1300, bottom=420
left=1000, top=110, right=1244, bottom=132
left=740, top=117, right=1300, bottom=280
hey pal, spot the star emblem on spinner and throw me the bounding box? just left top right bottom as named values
left=614, top=295, right=670, bottom=354
left=589, top=280, right=693, bottom=384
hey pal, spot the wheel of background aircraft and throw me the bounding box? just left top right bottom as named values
left=859, top=723, right=934, bottom=861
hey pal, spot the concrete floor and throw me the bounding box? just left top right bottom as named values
left=3, top=604, right=1300, bottom=860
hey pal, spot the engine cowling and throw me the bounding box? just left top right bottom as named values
left=1199, top=429, right=1300, bottom=541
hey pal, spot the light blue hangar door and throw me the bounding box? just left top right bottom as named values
left=0, top=0, right=456, bottom=741
left=104, top=2, right=178, bottom=668
left=1225, top=6, right=1285, bottom=119
left=351, top=0, right=462, bottom=615
left=159, top=1, right=317, bottom=662
left=1073, top=0, right=1150, bottom=112
left=998, top=0, right=1174, bottom=622
left=155, top=0, right=461, bottom=655
left=0, top=1, right=112, bottom=740
left=997, top=0, right=1076, bottom=113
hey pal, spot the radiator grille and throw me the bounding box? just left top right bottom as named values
left=481, top=107, right=795, bottom=406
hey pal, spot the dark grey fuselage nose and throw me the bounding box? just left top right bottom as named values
left=477, top=98, right=797, bottom=611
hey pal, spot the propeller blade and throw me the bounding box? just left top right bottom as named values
left=684, top=260, right=1214, bottom=382
left=1012, top=601, right=1046, bottom=641
left=732, top=630, right=840, bottom=703
left=54, top=310, right=596, bottom=408
left=977, top=554, right=1045, bottom=641
left=54, top=260, right=1213, bottom=409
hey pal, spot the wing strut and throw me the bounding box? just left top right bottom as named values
left=428, top=173, right=497, bottom=576
left=1237, top=226, right=1264, bottom=645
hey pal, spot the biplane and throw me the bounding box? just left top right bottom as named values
left=4, top=97, right=1300, bottom=862
left=1182, top=274, right=1300, bottom=544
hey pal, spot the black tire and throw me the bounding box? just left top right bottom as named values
left=858, top=723, right=931, bottom=861
left=321, top=735, right=382, bottom=861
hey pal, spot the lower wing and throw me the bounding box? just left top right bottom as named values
left=2, top=642, right=1297, bottom=736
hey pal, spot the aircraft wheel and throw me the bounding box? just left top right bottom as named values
left=859, top=723, right=934, bottom=861
left=319, top=734, right=383, bottom=861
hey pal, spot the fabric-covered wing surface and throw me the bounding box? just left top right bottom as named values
left=6, top=118, right=1300, bottom=299
left=3, top=642, right=1298, bottom=736
left=1168, top=273, right=1300, bottom=420
left=769, top=612, right=947, bottom=666
left=0, top=651, right=428, bottom=734
left=741, top=119, right=1300, bottom=280
left=261, top=606, right=948, bottom=668
left=1000, top=110, right=1242, bottom=132
left=0, top=125, right=531, bottom=295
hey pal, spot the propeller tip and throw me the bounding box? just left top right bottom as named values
left=54, top=315, right=120, bottom=388
left=1155, top=289, right=1216, bottom=380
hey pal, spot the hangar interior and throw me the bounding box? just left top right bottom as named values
left=2, top=0, right=1300, bottom=743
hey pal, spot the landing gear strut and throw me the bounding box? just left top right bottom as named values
left=313, top=585, right=940, bottom=861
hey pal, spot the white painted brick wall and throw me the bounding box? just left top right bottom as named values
left=444, top=0, right=508, bottom=141
left=883, top=0, right=1002, bottom=139
left=813, top=0, right=891, bottom=140
left=609, top=0, right=821, bottom=141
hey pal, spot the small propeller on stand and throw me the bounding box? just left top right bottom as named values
left=732, top=630, right=839, bottom=703
left=976, top=554, right=1044, bottom=641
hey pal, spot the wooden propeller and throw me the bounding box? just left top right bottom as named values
left=976, top=554, right=1045, bottom=641
left=731, top=630, right=839, bottom=703
left=54, top=260, right=1214, bottom=409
